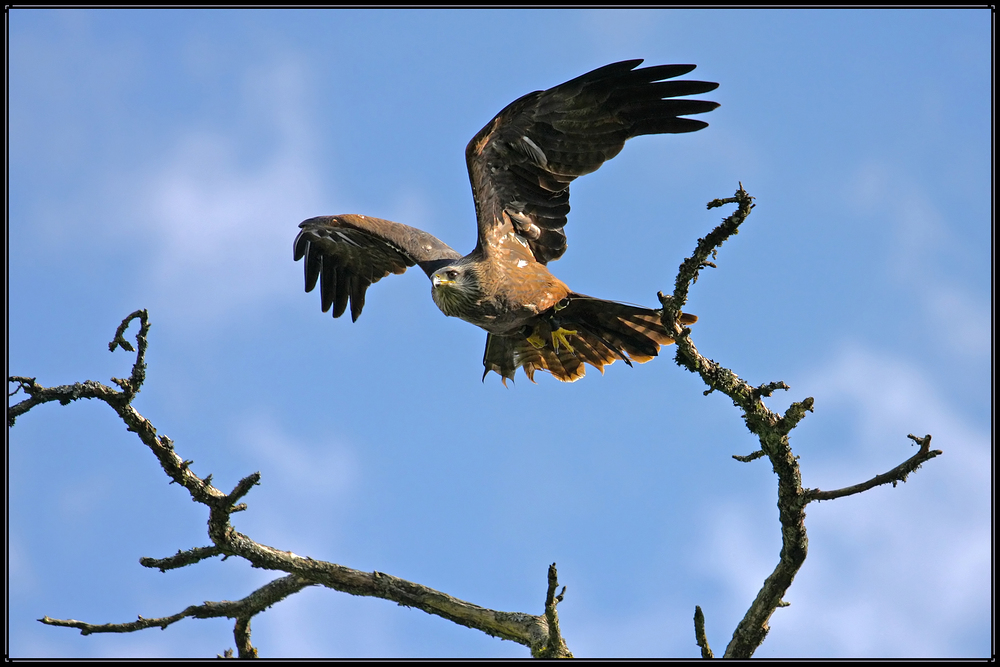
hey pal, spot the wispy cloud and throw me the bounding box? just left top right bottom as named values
left=133, top=57, right=326, bottom=324
left=768, top=345, right=992, bottom=657
left=845, top=161, right=989, bottom=361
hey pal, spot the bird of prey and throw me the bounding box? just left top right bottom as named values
left=294, top=60, right=718, bottom=384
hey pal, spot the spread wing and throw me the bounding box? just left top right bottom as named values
left=466, top=60, right=719, bottom=264
left=293, top=214, right=462, bottom=321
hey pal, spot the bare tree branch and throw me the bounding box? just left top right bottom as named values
left=537, top=563, right=572, bottom=658
left=234, top=616, right=257, bottom=659
left=107, top=309, right=150, bottom=401
left=39, top=574, right=314, bottom=637
left=140, top=546, right=226, bottom=572
left=10, top=310, right=567, bottom=656
left=660, top=188, right=808, bottom=656
left=658, top=185, right=940, bottom=659
left=805, top=434, right=942, bottom=502
left=694, top=605, right=714, bottom=658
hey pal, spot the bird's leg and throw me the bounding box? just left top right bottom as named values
left=526, top=325, right=548, bottom=350
left=527, top=320, right=578, bottom=353
left=550, top=327, right=577, bottom=354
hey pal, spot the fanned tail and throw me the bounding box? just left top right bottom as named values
left=482, top=293, right=697, bottom=384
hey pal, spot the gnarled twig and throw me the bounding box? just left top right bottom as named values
left=805, top=434, right=942, bottom=502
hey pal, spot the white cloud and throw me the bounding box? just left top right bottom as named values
left=803, top=346, right=989, bottom=478
left=764, top=345, right=992, bottom=657
left=237, top=414, right=359, bottom=504
left=133, top=57, right=327, bottom=324
left=845, top=160, right=989, bottom=362
left=923, top=283, right=991, bottom=358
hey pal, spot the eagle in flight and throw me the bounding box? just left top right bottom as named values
left=294, top=60, right=718, bottom=383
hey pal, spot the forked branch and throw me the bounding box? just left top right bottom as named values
left=39, top=574, right=312, bottom=658
left=9, top=310, right=569, bottom=657
left=659, top=185, right=940, bottom=659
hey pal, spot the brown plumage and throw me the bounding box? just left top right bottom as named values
left=293, top=60, right=717, bottom=383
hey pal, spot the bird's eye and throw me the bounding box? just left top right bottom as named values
left=446, top=269, right=459, bottom=279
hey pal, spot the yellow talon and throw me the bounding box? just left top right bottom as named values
left=551, top=327, right=577, bottom=353
left=527, top=329, right=547, bottom=349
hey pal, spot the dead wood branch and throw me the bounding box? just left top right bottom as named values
left=660, top=186, right=940, bottom=659
left=10, top=310, right=569, bottom=657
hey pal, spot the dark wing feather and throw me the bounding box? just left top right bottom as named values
left=481, top=294, right=700, bottom=383
left=293, top=214, right=461, bottom=321
left=466, top=60, right=719, bottom=264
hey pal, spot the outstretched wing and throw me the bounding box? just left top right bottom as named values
left=466, top=60, right=719, bottom=264
left=293, top=214, right=462, bottom=321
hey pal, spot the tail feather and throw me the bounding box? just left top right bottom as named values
left=482, top=293, right=697, bottom=383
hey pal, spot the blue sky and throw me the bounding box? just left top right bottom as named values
left=8, top=9, right=990, bottom=658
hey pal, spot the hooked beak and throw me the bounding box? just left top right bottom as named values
left=432, top=274, right=455, bottom=287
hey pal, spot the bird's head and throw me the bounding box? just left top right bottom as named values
left=431, top=263, right=481, bottom=318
